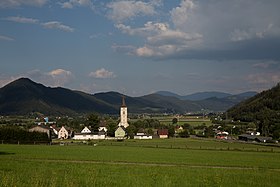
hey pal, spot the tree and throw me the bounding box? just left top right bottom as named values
left=179, top=129, right=190, bottom=138
left=172, top=118, right=178, bottom=124
left=87, top=113, right=100, bottom=131
left=168, top=126, right=175, bottom=137
left=106, top=118, right=118, bottom=137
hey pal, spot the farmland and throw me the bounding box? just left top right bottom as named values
left=1, top=138, right=280, bottom=186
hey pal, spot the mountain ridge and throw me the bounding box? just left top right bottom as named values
left=0, top=78, right=257, bottom=115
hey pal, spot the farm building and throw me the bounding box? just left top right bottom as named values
left=134, top=128, right=152, bottom=140
left=72, top=126, right=105, bottom=140
left=29, top=125, right=51, bottom=138
left=215, top=131, right=229, bottom=140
left=98, top=120, right=108, bottom=132
left=158, top=129, right=169, bottom=139
left=73, top=131, right=105, bottom=140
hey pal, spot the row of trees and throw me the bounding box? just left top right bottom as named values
left=0, top=127, right=50, bottom=143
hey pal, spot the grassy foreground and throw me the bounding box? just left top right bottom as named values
left=0, top=139, right=280, bottom=186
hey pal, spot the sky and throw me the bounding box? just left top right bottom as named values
left=0, top=0, right=280, bottom=96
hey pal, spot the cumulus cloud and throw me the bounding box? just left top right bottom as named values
left=170, top=0, right=195, bottom=29
left=26, top=69, right=74, bottom=87
left=107, top=0, right=157, bottom=23
left=0, top=0, right=47, bottom=8
left=89, top=68, right=116, bottom=79
left=0, top=35, right=15, bottom=41
left=41, top=21, right=74, bottom=32
left=2, top=16, right=39, bottom=24
left=60, top=0, right=94, bottom=10
left=0, top=69, right=74, bottom=88
left=116, top=21, right=202, bottom=58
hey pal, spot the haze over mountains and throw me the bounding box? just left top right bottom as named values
left=0, top=78, right=257, bottom=115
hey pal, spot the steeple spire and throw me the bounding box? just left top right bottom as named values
left=121, top=95, right=126, bottom=107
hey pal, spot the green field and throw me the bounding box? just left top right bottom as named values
left=1, top=138, right=280, bottom=186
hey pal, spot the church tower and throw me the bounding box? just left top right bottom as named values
left=118, top=95, right=129, bottom=128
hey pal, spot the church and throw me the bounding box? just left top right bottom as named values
left=115, top=96, right=129, bottom=138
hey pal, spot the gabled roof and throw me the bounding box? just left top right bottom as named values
left=158, top=129, right=168, bottom=135
left=30, top=124, right=50, bottom=130
left=116, top=126, right=126, bottom=132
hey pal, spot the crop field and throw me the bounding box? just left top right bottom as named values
left=1, top=138, right=280, bottom=187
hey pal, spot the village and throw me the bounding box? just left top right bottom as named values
left=28, top=96, right=274, bottom=144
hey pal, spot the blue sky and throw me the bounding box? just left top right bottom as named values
left=1, top=0, right=280, bottom=96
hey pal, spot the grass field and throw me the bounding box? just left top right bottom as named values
left=1, top=138, right=280, bottom=186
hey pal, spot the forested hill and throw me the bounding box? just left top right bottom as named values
left=0, top=78, right=257, bottom=115
left=227, top=83, right=280, bottom=136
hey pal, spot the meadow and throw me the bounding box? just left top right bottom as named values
left=0, top=138, right=280, bottom=186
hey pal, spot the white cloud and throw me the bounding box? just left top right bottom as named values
left=0, top=35, right=14, bottom=41
left=89, top=68, right=116, bottom=79
left=116, top=21, right=202, bottom=58
left=47, top=69, right=73, bottom=87
left=0, top=0, right=47, bottom=8
left=107, top=0, right=157, bottom=23
left=170, top=0, right=195, bottom=29
left=41, top=21, right=74, bottom=32
left=0, top=69, right=74, bottom=88
left=60, top=0, right=94, bottom=10
left=3, top=16, right=39, bottom=24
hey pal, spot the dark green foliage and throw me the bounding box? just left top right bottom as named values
left=168, top=126, right=175, bottom=137
left=178, top=129, right=190, bottom=138
left=86, top=113, right=100, bottom=131
left=172, top=118, right=178, bottom=124
left=0, top=127, right=49, bottom=143
left=227, top=83, right=280, bottom=137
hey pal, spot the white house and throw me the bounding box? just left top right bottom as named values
left=134, top=129, right=152, bottom=139
left=81, top=126, right=91, bottom=133
left=72, top=126, right=105, bottom=140
left=58, top=126, right=69, bottom=139
left=98, top=120, right=108, bottom=132
left=72, top=132, right=105, bottom=140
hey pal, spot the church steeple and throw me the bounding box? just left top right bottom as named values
left=118, top=95, right=129, bottom=128
left=121, top=95, right=126, bottom=107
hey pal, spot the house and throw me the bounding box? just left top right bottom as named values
left=29, top=125, right=51, bottom=138
left=134, top=128, right=152, bottom=140
left=72, top=126, right=105, bottom=140
left=81, top=126, right=91, bottom=133
left=158, top=129, right=169, bottom=139
left=115, top=126, right=126, bottom=138
left=216, top=131, right=229, bottom=140
left=58, top=126, right=69, bottom=140
left=72, top=131, right=105, bottom=140
left=98, top=120, right=108, bottom=132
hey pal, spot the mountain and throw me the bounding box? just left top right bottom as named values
left=182, top=91, right=232, bottom=101
left=155, top=91, right=254, bottom=101
left=0, top=78, right=257, bottom=115
left=227, top=83, right=280, bottom=122
left=226, top=83, right=280, bottom=137
left=0, top=78, right=117, bottom=115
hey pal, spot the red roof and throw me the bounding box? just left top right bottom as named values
left=158, top=129, right=168, bottom=135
